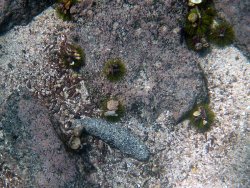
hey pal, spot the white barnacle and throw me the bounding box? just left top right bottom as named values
left=188, top=0, right=202, bottom=6
left=69, top=137, right=81, bottom=150
left=193, top=110, right=201, bottom=117
left=189, top=0, right=202, bottom=4
left=75, top=55, right=81, bottom=60
left=203, top=120, right=208, bottom=125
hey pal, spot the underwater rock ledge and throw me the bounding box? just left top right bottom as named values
left=0, top=0, right=55, bottom=34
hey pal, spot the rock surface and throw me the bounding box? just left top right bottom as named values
left=213, top=0, right=250, bottom=58
left=0, top=89, right=97, bottom=187
left=72, top=0, right=208, bottom=123
left=0, top=2, right=248, bottom=188
left=0, top=0, right=54, bottom=34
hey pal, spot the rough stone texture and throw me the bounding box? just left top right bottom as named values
left=177, top=47, right=250, bottom=187
left=72, top=0, right=208, bottom=123
left=84, top=47, right=249, bottom=188
left=213, top=0, right=250, bottom=59
left=73, top=117, right=150, bottom=161
left=0, top=89, right=98, bottom=187
left=0, top=3, right=248, bottom=188
left=0, top=0, right=55, bottom=34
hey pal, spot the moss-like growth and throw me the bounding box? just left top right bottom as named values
left=101, top=98, right=125, bottom=122
left=56, top=0, right=78, bottom=21
left=208, top=20, right=235, bottom=47
left=59, top=41, right=85, bottom=70
left=184, top=6, right=214, bottom=51
left=198, top=0, right=214, bottom=8
left=189, top=104, right=215, bottom=132
left=184, top=8, right=214, bottom=37
left=203, top=6, right=216, bottom=18
left=103, top=58, right=126, bottom=82
left=184, top=0, right=234, bottom=52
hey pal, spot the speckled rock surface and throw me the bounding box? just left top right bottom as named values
left=0, top=89, right=97, bottom=187
left=0, top=1, right=208, bottom=129
left=214, top=0, right=250, bottom=58
left=0, top=0, right=54, bottom=34
left=0, top=2, right=249, bottom=188
left=71, top=0, right=208, bottom=123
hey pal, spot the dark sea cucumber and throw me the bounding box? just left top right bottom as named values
left=73, top=117, right=150, bottom=161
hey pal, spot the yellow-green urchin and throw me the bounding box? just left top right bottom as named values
left=208, top=20, right=235, bottom=47
left=189, top=104, right=215, bottom=132
left=103, top=58, right=126, bottom=82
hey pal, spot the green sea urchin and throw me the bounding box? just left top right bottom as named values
left=103, top=58, right=126, bottom=82
left=56, top=0, right=78, bottom=21
left=208, top=20, right=235, bottom=47
left=59, top=38, right=85, bottom=70
left=189, top=104, right=215, bottom=132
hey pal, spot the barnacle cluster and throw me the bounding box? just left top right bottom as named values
left=184, top=0, right=235, bottom=51
left=103, top=58, right=126, bottom=82
left=189, top=104, right=215, bottom=132
left=56, top=0, right=78, bottom=21
left=101, top=98, right=125, bottom=122
left=59, top=35, right=85, bottom=70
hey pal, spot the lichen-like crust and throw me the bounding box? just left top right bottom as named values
left=103, top=58, right=126, bottom=82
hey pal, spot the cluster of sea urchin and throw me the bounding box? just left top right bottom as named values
left=58, top=35, right=126, bottom=121
left=184, top=0, right=235, bottom=51
left=101, top=59, right=127, bottom=121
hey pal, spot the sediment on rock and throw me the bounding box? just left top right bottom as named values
left=0, top=89, right=97, bottom=187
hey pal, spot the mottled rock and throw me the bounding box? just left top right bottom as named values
left=73, top=117, right=150, bottom=161
left=0, top=89, right=97, bottom=187
left=0, top=0, right=55, bottom=34
left=213, top=0, right=250, bottom=58
left=71, top=0, right=208, bottom=123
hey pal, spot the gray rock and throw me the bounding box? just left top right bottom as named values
left=73, top=117, right=150, bottom=161
left=0, top=0, right=55, bottom=34
left=71, top=0, right=208, bottom=123
left=0, top=89, right=98, bottom=187
left=214, top=0, right=250, bottom=58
